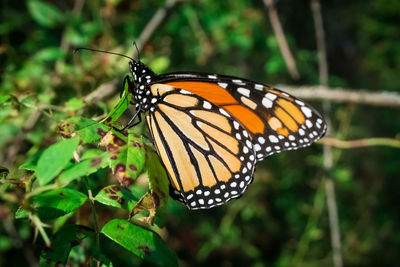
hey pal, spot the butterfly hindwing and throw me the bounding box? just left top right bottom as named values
left=146, top=84, right=257, bottom=209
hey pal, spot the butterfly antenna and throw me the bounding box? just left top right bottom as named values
left=133, top=41, right=141, bottom=62
left=74, top=47, right=135, bottom=61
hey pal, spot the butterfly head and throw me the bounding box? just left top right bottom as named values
left=129, top=60, right=156, bottom=111
left=129, top=61, right=155, bottom=84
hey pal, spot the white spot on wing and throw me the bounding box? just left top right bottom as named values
left=262, top=97, right=273, bottom=108
left=301, top=106, right=312, bottom=118
left=219, top=108, right=230, bottom=117
left=208, top=75, right=217, bottom=79
left=265, top=93, right=277, bottom=101
left=203, top=101, right=212, bottom=109
left=218, top=82, right=228, bottom=88
left=235, top=133, right=241, bottom=140
left=237, top=87, right=250, bottom=97
left=180, top=90, right=192, bottom=95
left=255, top=84, right=264, bottom=91
left=269, top=135, right=279, bottom=143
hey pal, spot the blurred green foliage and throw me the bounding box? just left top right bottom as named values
left=0, top=0, right=399, bottom=266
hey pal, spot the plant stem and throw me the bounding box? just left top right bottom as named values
left=83, top=176, right=100, bottom=246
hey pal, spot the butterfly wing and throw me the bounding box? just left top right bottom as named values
left=146, top=83, right=256, bottom=209
left=155, top=72, right=327, bottom=161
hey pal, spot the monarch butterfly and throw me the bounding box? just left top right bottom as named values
left=76, top=48, right=327, bottom=210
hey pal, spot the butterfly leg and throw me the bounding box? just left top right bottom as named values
left=117, top=107, right=142, bottom=132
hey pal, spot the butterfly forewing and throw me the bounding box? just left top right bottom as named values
left=146, top=84, right=256, bottom=209
left=155, top=72, right=327, bottom=162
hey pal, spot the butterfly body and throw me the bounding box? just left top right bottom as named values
left=126, top=59, right=327, bottom=210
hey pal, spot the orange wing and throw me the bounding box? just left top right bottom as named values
left=146, top=84, right=256, bottom=209
left=159, top=76, right=327, bottom=161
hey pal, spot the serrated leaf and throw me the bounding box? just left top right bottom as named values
left=130, top=192, right=157, bottom=224
left=99, top=130, right=145, bottom=186
left=101, top=77, right=132, bottom=126
left=15, top=207, right=29, bottom=219
left=101, top=219, right=178, bottom=267
left=40, top=225, right=93, bottom=265
left=60, top=117, right=109, bottom=145
left=146, top=147, right=170, bottom=208
left=30, top=188, right=87, bottom=220
left=58, top=151, right=109, bottom=184
left=36, top=138, right=79, bottom=185
left=27, top=0, right=64, bottom=28
left=94, top=185, right=143, bottom=210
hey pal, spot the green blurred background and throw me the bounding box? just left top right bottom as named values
left=1, top=0, right=399, bottom=266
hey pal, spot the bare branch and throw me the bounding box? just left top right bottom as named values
left=263, top=0, right=300, bottom=80
left=280, top=86, right=400, bottom=107
left=83, top=79, right=119, bottom=103
left=310, top=0, right=343, bottom=266
left=85, top=0, right=183, bottom=102
left=319, top=137, right=400, bottom=149
left=133, top=0, right=181, bottom=58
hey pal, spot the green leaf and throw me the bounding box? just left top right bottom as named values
left=19, top=150, right=43, bottom=171
left=146, top=147, right=170, bottom=207
left=101, top=219, right=178, bottom=267
left=36, top=138, right=79, bottom=185
left=33, top=47, right=65, bottom=62
left=52, top=212, right=75, bottom=233
left=0, top=166, right=9, bottom=179
left=62, top=117, right=110, bottom=145
left=99, top=130, right=145, bottom=186
left=30, top=188, right=87, bottom=220
left=94, top=185, right=143, bottom=210
left=0, top=95, right=10, bottom=105
left=15, top=207, right=29, bottom=219
left=40, top=225, right=93, bottom=265
left=101, top=78, right=132, bottom=126
left=64, top=97, right=85, bottom=112
left=58, top=150, right=109, bottom=184
left=27, top=0, right=64, bottom=28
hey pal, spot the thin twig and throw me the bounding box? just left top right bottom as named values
left=133, top=0, right=182, bottom=58
left=83, top=176, right=99, bottom=246
left=319, top=137, right=400, bottom=149
left=83, top=82, right=400, bottom=108
left=29, top=214, right=51, bottom=247
left=310, top=1, right=343, bottom=267
left=263, top=0, right=300, bottom=80
left=83, top=79, right=119, bottom=103
left=280, top=85, right=400, bottom=107
left=86, top=0, right=181, bottom=102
